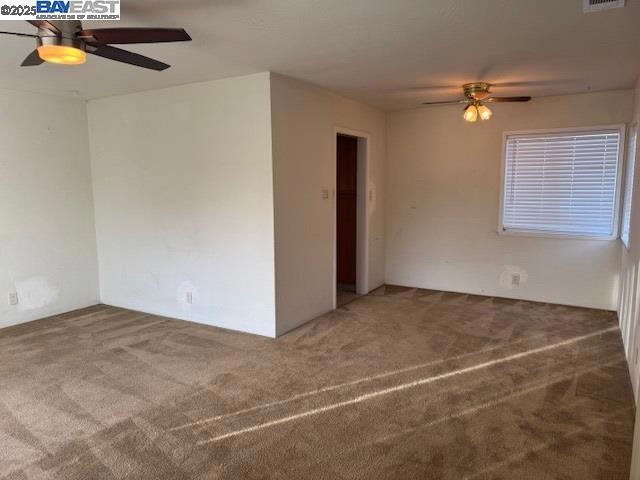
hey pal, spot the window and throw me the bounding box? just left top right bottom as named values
left=501, top=127, right=624, bottom=239
left=621, top=123, right=637, bottom=248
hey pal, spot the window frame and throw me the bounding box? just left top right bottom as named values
left=498, top=125, right=626, bottom=241
left=621, top=122, right=638, bottom=249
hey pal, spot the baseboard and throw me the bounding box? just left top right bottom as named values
left=0, top=299, right=101, bottom=330
left=99, top=297, right=277, bottom=339
left=381, top=281, right=616, bottom=312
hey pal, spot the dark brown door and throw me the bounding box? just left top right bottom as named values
left=337, top=135, right=357, bottom=288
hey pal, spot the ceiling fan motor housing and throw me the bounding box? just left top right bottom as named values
left=36, top=21, right=85, bottom=51
left=37, top=34, right=86, bottom=52
left=463, top=82, right=491, bottom=101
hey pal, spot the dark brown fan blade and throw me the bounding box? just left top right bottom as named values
left=26, top=20, right=61, bottom=35
left=21, top=49, right=44, bottom=67
left=87, top=44, right=170, bottom=71
left=422, top=99, right=469, bottom=106
left=0, top=30, right=38, bottom=38
left=79, top=28, right=191, bottom=44
left=486, top=96, right=531, bottom=103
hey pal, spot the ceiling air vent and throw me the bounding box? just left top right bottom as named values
left=583, top=0, right=626, bottom=13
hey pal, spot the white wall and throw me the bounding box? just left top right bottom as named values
left=620, top=78, right=640, bottom=396
left=88, top=73, right=277, bottom=337
left=0, top=89, right=98, bottom=328
left=386, top=90, right=633, bottom=310
left=5, top=76, right=631, bottom=340
left=270, top=74, right=386, bottom=335
left=623, top=75, right=640, bottom=480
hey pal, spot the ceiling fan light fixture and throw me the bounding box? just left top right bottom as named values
left=477, top=104, right=493, bottom=121
left=422, top=83, right=531, bottom=122
left=463, top=104, right=478, bottom=122
left=37, top=45, right=86, bottom=65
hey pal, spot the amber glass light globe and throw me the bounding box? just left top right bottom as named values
left=477, top=104, right=493, bottom=121
left=37, top=45, right=86, bottom=65
left=463, top=104, right=478, bottom=122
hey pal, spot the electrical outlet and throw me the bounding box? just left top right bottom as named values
left=8, top=292, right=18, bottom=306
left=321, top=188, right=329, bottom=200
left=185, top=292, right=193, bottom=305
left=511, top=273, right=520, bottom=286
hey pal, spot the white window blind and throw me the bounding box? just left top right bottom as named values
left=502, top=128, right=622, bottom=238
left=621, top=123, right=637, bottom=247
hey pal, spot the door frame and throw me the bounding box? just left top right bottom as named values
left=333, top=127, right=370, bottom=308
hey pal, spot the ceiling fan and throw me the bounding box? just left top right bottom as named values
left=0, top=20, right=191, bottom=70
left=422, top=82, right=531, bottom=122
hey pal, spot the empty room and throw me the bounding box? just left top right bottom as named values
left=2, top=0, right=640, bottom=478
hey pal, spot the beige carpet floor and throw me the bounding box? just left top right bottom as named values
left=0, top=285, right=635, bottom=479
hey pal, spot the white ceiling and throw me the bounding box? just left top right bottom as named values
left=0, top=0, right=639, bottom=110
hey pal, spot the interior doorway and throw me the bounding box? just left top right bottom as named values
left=337, top=134, right=358, bottom=294
left=334, top=130, right=369, bottom=308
